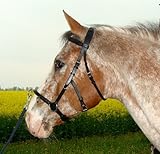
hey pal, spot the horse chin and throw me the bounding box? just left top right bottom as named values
left=25, top=114, right=54, bottom=138
left=34, top=119, right=64, bottom=138
left=29, top=123, right=54, bottom=139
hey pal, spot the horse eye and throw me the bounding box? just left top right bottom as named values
left=55, top=59, right=65, bottom=71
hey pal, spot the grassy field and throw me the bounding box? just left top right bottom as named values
left=0, top=132, right=150, bottom=154
left=0, top=91, right=150, bottom=153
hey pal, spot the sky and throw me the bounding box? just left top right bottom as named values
left=0, top=0, right=159, bottom=88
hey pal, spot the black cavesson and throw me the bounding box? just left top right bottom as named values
left=34, top=27, right=105, bottom=121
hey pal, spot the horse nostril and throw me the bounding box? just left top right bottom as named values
left=43, top=122, right=49, bottom=131
left=32, top=131, right=36, bottom=135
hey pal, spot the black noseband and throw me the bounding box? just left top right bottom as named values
left=33, top=90, right=69, bottom=121
left=34, top=27, right=105, bottom=121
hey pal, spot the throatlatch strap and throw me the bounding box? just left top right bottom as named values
left=83, top=49, right=105, bottom=100
left=69, top=28, right=105, bottom=100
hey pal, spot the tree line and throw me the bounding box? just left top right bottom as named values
left=0, top=86, right=38, bottom=91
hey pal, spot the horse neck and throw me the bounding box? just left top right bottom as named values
left=88, top=28, right=160, bottom=149
left=90, top=29, right=160, bottom=103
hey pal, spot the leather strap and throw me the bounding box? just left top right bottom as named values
left=33, top=28, right=95, bottom=121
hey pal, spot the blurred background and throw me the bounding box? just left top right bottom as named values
left=0, top=0, right=159, bottom=88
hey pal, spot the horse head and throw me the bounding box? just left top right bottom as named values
left=25, top=11, right=107, bottom=138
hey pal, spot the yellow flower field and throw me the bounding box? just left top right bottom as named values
left=0, top=91, right=28, bottom=117
left=0, top=91, right=128, bottom=117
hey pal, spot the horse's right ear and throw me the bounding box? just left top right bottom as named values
left=63, top=10, right=86, bottom=37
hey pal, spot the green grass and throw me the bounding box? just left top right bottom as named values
left=0, top=132, right=150, bottom=154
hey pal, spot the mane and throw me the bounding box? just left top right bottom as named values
left=94, top=22, right=160, bottom=42
left=62, top=22, right=160, bottom=44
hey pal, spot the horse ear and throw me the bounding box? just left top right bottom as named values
left=63, top=10, right=86, bottom=37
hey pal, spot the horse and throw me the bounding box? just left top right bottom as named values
left=25, top=11, right=160, bottom=153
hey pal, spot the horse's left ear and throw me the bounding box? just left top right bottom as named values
left=63, top=10, right=86, bottom=37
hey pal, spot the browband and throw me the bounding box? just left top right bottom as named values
left=68, top=37, right=83, bottom=46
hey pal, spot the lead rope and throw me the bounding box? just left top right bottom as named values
left=0, top=90, right=32, bottom=154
